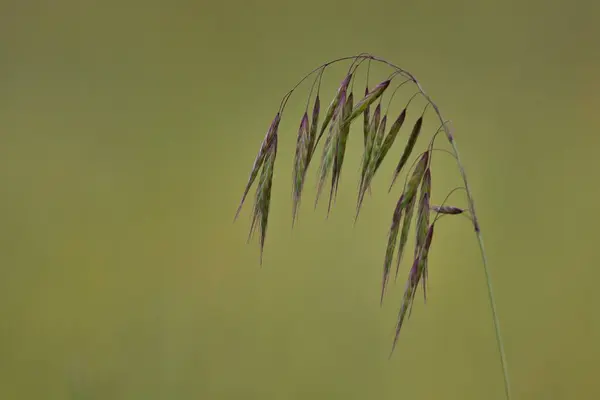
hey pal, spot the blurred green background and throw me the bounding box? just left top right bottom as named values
left=1, top=0, right=599, bottom=399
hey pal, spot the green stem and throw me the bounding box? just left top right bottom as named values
left=448, top=140, right=512, bottom=400
left=400, top=65, right=512, bottom=400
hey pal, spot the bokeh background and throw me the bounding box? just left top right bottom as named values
left=1, top=0, right=599, bottom=399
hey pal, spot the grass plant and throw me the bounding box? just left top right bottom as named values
left=234, top=54, right=512, bottom=400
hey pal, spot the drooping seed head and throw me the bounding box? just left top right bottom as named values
left=390, top=266, right=417, bottom=356
left=235, top=54, right=486, bottom=365
left=417, top=222, right=435, bottom=302
left=248, top=135, right=278, bottom=264
left=381, top=194, right=405, bottom=304
left=292, top=112, right=310, bottom=224
left=374, top=114, right=387, bottom=151
left=394, top=193, right=417, bottom=281
left=399, top=151, right=429, bottom=209
left=415, top=169, right=432, bottom=257
left=369, top=103, right=381, bottom=140
left=431, top=205, right=465, bottom=215
left=391, top=222, right=435, bottom=355
left=329, top=91, right=354, bottom=213
left=414, top=191, right=430, bottom=299
left=374, top=108, right=407, bottom=173
left=307, top=94, right=320, bottom=164
left=315, top=90, right=346, bottom=209
left=235, top=112, right=281, bottom=220
left=355, top=103, right=382, bottom=218
left=389, top=115, right=424, bottom=191
left=349, top=79, right=391, bottom=122
left=317, top=73, right=352, bottom=145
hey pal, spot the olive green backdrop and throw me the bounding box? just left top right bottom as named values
left=1, top=0, right=598, bottom=399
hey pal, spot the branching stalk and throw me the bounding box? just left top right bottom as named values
left=235, top=53, right=511, bottom=400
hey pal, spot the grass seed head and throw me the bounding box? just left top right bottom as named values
left=248, top=135, right=278, bottom=264
left=415, top=222, right=435, bottom=303
left=390, top=115, right=424, bottom=191
left=292, top=112, right=310, bottom=224
left=390, top=270, right=417, bottom=356
left=355, top=103, right=382, bottom=218
left=307, top=95, right=321, bottom=164
left=391, top=221, right=435, bottom=355
left=234, top=56, right=497, bottom=378
left=369, top=103, right=382, bottom=141
left=315, top=90, right=346, bottom=209
left=394, top=193, right=417, bottom=281
left=374, top=114, right=387, bottom=151
left=317, top=73, right=352, bottom=146
left=399, top=151, right=429, bottom=209
left=381, top=194, right=405, bottom=304
left=374, top=108, right=407, bottom=173
left=415, top=169, right=432, bottom=257
left=330, top=91, right=354, bottom=212
left=235, top=112, right=280, bottom=220
left=349, top=79, right=391, bottom=122
left=432, top=205, right=465, bottom=215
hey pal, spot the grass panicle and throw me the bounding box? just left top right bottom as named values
left=234, top=54, right=512, bottom=400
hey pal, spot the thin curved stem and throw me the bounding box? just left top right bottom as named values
left=382, top=59, right=512, bottom=400
left=421, top=83, right=512, bottom=400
